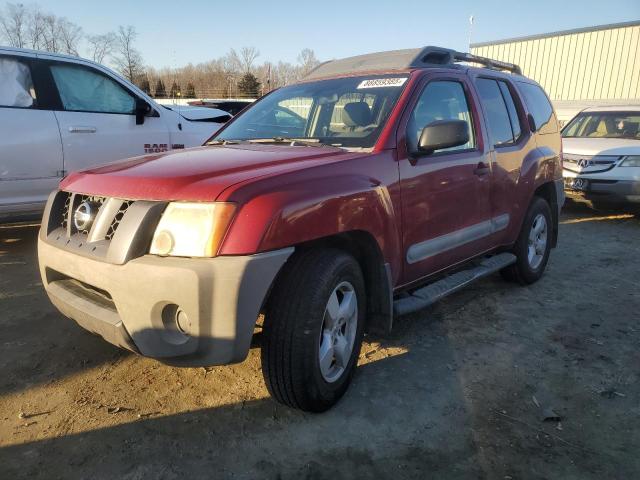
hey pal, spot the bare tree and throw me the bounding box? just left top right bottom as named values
left=298, top=48, right=320, bottom=76
left=87, top=32, right=115, bottom=63
left=0, top=2, right=28, bottom=47
left=57, top=17, right=82, bottom=55
left=223, top=49, right=242, bottom=73
left=239, top=46, right=259, bottom=73
left=26, top=8, right=47, bottom=50
left=1, top=4, right=82, bottom=55
left=113, top=25, right=144, bottom=82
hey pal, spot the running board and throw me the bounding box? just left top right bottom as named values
left=393, top=253, right=516, bottom=316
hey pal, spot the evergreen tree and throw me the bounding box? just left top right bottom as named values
left=169, top=81, right=181, bottom=98
left=185, top=82, right=196, bottom=98
left=238, top=72, right=260, bottom=97
left=154, top=79, right=166, bottom=98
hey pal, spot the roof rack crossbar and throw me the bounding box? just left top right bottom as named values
left=411, top=47, right=522, bottom=75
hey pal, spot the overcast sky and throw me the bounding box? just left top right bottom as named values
left=30, top=0, right=640, bottom=68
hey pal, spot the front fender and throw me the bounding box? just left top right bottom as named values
left=219, top=173, right=402, bottom=276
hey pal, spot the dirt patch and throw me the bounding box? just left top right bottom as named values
left=0, top=200, right=638, bottom=479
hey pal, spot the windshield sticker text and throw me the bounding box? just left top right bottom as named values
left=357, top=78, right=407, bottom=89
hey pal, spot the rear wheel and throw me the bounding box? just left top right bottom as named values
left=261, top=249, right=365, bottom=412
left=501, top=197, right=553, bottom=285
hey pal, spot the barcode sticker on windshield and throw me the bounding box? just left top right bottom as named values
left=357, top=77, right=407, bottom=89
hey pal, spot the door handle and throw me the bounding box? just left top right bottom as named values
left=69, top=126, right=97, bottom=133
left=474, top=161, right=490, bottom=176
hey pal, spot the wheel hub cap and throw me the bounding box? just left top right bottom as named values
left=318, top=281, right=358, bottom=383
left=527, top=213, right=548, bottom=270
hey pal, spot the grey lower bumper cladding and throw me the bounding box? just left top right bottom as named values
left=585, top=179, right=640, bottom=203
left=38, top=237, right=293, bottom=366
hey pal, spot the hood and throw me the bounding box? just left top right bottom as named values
left=562, top=137, right=640, bottom=157
left=60, top=144, right=361, bottom=201
left=164, top=105, right=232, bottom=122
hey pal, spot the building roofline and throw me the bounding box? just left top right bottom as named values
left=470, top=20, right=640, bottom=48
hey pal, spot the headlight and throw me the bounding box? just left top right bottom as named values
left=620, top=156, right=640, bottom=167
left=150, top=202, right=235, bottom=257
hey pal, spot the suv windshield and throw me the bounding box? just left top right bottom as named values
left=562, top=111, right=640, bottom=140
left=211, top=74, right=409, bottom=149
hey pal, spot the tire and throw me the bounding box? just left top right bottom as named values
left=501, top=196, right=553, bottom=285
left=261, top=248, right=366, bottom=412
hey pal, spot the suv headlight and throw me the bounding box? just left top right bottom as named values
left=150, top=202, right=236, bottom=257
left=619, top=156, right=640, bottom=167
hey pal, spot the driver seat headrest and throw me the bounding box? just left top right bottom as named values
left=343, top=102, right=372, bottom=127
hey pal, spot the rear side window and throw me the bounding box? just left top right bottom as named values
left=50, top=64, right=135, bottom=114
left=517, top=82, right=557, bottom=134
left=476, top=78, right=516, bottom=147
left=0, top=57, right=37, bottom=108
left=498, top=82, right=522, bottom=140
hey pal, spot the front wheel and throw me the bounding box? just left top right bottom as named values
left=501, top=197, right=553, bottom=285
left=261, top=249, right=365, bottom=412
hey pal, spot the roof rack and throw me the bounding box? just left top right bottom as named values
left=417, top=47, right=522, bottom=75
left=305, top=46, right=522, bottom=80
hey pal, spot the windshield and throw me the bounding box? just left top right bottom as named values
left=211, top=74, right=410, bottom=149
left=562, top=111, right=640, bottom=140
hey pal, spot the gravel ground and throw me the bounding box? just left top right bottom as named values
left=0, top=199, right=638, bottom=479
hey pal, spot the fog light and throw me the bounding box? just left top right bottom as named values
left=161, top=303, right=190, bottom=345
left=175, top=309, right=191, bottom=333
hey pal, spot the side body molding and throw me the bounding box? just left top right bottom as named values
left=406, top=214, right=510, bottom=264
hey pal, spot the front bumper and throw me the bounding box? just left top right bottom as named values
left=37, top=190, right=293, bottom=366
left=563, top=171, right=640, bottom=204
left=39, top=238, right=292, bottom=366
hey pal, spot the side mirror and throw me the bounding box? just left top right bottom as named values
left=416, top=119, right=469, bottom=156
left=527, top=113, right=537, bottom=132
left=135, top=98, right=151, bottom=125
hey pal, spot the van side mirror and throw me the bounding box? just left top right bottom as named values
left=135, top=98, right=151, bottom=125
left=527, top=113, right=537, bottom=132
left=416, top=120, right=469, bottom=156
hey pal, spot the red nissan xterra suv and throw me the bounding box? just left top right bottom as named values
left=38, top=47, right=564, bottom=412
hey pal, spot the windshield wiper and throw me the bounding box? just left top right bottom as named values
left=246, top=137, right=325, bottom=147
left=206, top=139, right=241, bottom=146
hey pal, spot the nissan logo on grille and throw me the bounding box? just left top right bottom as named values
left=73, top=201, right=96, bottom=232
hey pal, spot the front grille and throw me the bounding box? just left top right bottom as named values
left=44, top=190, right=165, bottom=265
left=56, top=191, right=129, bottom=240
left=563, top=153, right=620, bottom=174
left=105, top=200, right=133, bottom=240
left=61, top=192, right=71, bottom=229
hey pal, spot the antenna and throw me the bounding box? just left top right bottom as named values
left=468, top=15, right=474, bottom=52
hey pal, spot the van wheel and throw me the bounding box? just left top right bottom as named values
left=501, top=197, right=553, bottom=285
left=261, top=249, right=365, bottom=412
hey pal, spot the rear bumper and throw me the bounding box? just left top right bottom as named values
left=38, top=236, right=292, bottom=366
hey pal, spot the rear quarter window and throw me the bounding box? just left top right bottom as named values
left=517, top=82, right=558, bottom=135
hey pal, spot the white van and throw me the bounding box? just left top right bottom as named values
left=0, top=47, right=230, bottom=220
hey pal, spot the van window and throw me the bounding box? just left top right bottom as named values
left=0, top=57, right=36, bottom=108
left=408, top=80, right=475, bottom=154
left=50, top=64, right=135, bottom=114
left=517, top=82, right=557, bottom=134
